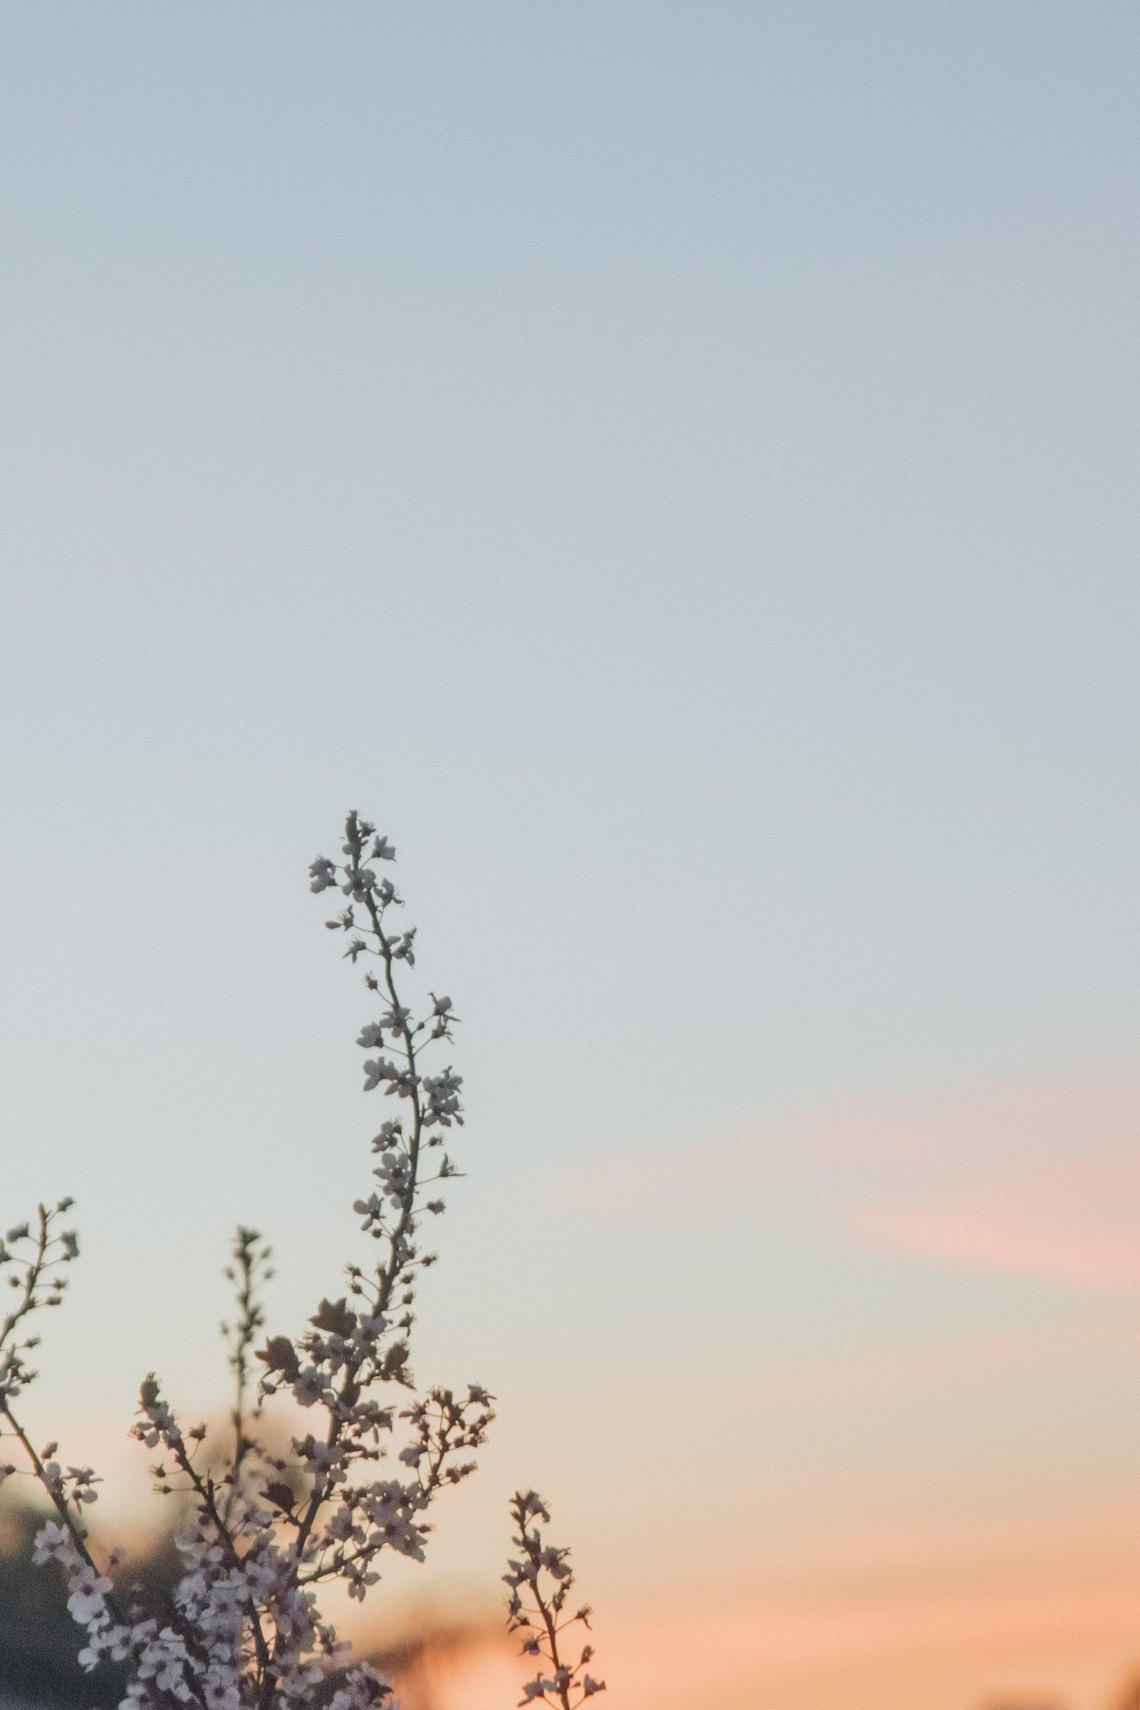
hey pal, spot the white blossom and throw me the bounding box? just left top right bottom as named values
left=362, top=1056, right=397, bottom=1091
left=309, top=856, right=337, bottom=892
left=66, top=1565, right=112, bottom=1625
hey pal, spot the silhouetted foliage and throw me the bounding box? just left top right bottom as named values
left=0, top=1497, right=124, bottom=1707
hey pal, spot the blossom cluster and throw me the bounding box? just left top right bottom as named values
left=0, top=812, right=603, bottom=1710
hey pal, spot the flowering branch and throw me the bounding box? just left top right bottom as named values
left=220, top=1226, right=273, bottom=1519
left=0, top=815, right=487, bottom=1710
left=505, top=1492, right=605, bottom=1708
left=0, top=1204, right=118, bottom=1615
left=0, top=811, right=604, bottom=1710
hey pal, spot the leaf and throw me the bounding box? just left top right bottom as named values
left=310, top=1298, right=357, bottom=1337
left=256, top=1335, right=300, bottom=1376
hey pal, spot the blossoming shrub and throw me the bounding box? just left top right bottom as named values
left=0, top=814, right=604, bottom=1710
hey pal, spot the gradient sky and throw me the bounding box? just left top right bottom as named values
left=2, top=6, right=1139, bottom=1708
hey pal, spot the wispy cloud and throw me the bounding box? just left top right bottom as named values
left=844, top=1199, right=1140, bottom=1292
left=571, top=1066, right=1140, bottom=1292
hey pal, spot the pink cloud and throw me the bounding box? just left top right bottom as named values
left=844, top=1122, right=1140, bottom=1290
left=573, top=1066, right=1140, bottom=1209
left=845, top=1200, right=1140, bottom=1292
left=569, top=1134, right=758, bottom=1211
left=571, top=1065, right=1140, bottom=1293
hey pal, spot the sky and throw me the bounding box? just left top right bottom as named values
left=1, top=4, right=1139, bottom=1707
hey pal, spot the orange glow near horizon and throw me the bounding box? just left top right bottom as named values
left=364, top=1587, right=1140, bottom=1710
left=10, top=1067, right=1140, bottom=1710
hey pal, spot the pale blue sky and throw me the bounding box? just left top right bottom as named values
left=2, top=6, right=1139, bottom=1696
